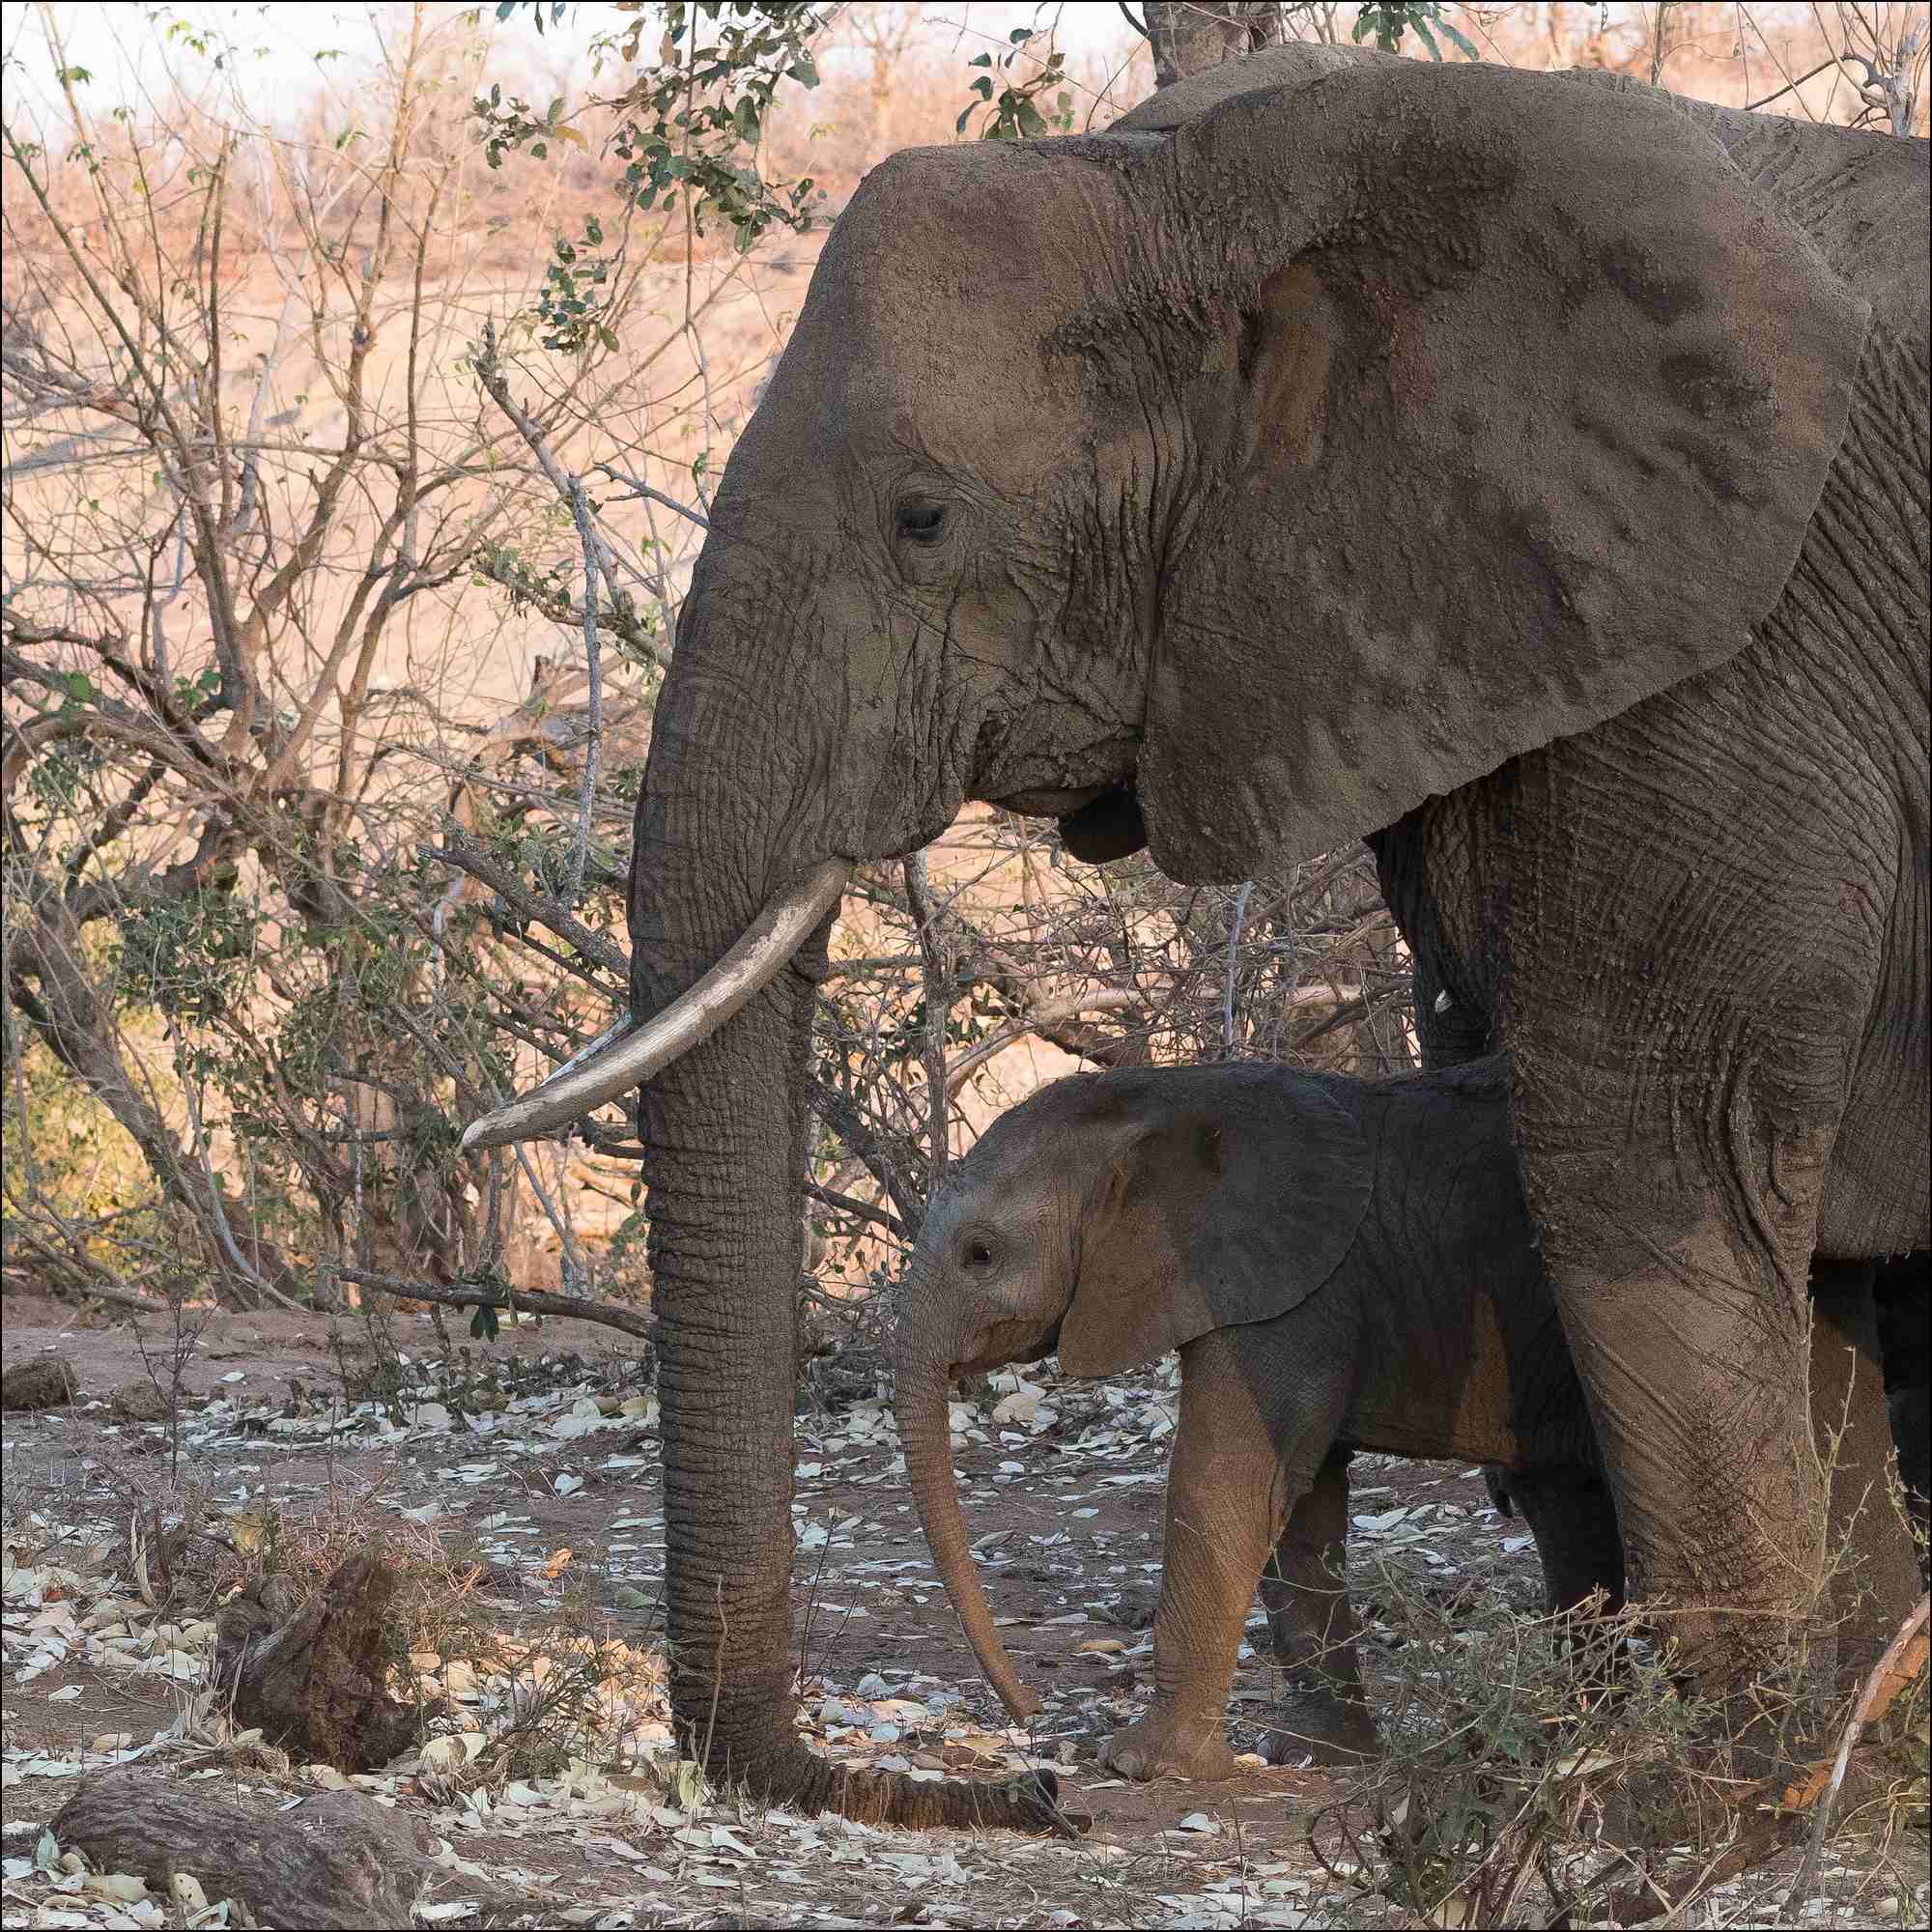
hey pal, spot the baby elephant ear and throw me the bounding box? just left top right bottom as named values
left=1056, top=1077, right=1371, bottom=1378
left=1185, top=1078, right=1371, bottom=1335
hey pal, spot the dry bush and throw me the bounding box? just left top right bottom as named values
left=0, top=3, right=785, bottom=1319
left=1309, top=1551, right=1928, bottom=1927
left=5, top=0, right=1925, bottom=1346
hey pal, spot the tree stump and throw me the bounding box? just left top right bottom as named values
left=1, top=1354, right=78, bottom=1410
left=52, top=1775, right=431, bottom=1930
left=214, top=1549, right=421, bottom=1772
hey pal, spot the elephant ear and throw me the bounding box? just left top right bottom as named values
left=1056, top=1074, right=1370, bottom=1378
left=1132, top=56, right=1869, bottom=882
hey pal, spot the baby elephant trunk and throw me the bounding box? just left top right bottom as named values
left=894, top=1349, right=1041, bottom=1721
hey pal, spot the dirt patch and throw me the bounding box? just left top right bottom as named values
left=5, top=1300, right=1925, bottom=1928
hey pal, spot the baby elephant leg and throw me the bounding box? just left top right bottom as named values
left=1102, top=1331, right=1320, bottom=1782
left=1498, top=1464, right=1627, bottom=1701
left=1496, top=1466, right=1625, bottom=1618
left=1261, top=1446, right=1362, bottom=1688
left=1258, top=1445, right=1380, bottom=1763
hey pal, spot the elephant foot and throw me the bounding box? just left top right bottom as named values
left=1098, top=1713, right=1237, bottom=1782
left=1264, top=1690, right=1380, bottom=1767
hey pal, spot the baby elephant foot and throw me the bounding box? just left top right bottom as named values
left=1265, top=1690, right=1379, bottom=1766
left=1099, top=1713, right=1238, bottom=1782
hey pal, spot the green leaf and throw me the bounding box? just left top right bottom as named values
left=968, top=51, right=991, bottom=68
left=469, top=1302, right=499, bottom=1342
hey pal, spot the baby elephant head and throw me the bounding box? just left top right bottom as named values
left=891, top=1065, right=1370, bottom=1719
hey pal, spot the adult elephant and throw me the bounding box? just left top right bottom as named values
left=466, top=45, right=1928, bottom=1813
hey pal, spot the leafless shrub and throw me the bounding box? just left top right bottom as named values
left=1308, top=1517, right=1928, bottom=1926
left=5, top=0, right=1920, bottom=1345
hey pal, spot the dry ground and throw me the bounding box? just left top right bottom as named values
left=4, top=1296, right=1926, bottom=1929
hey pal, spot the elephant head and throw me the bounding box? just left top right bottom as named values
left=461, top=45, right=1866, bottom=1816
left=891, top=1067, right=1370, bottom=1719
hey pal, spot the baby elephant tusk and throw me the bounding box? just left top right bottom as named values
left=460, top=859, right=851, bottom=1151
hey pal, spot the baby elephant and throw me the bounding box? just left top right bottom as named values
left=892, top=1057, right=1620, bottom=1781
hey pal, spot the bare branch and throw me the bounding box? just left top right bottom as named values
left=901, top=850, right=952, bottom=1188
left=339, top=1267, right=653, bottom=1343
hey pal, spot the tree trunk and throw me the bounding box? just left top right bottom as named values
left=51, top=1776, right=431, bottom=1931
left=213, top=1549, right=421, bottom=1772
left=1144, top=1, right=1286, bottom=92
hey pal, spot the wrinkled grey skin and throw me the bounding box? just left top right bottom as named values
left=619, top=42, right=1927, bottom=1807
left=895, top=1059, right=1630, bottom=1778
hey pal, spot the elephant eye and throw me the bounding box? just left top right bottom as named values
left=896, top=499, right=949, bottom=546
left=961, top=1235, right=996, bottom=1270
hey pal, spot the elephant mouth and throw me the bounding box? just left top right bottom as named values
left=988, top=783, right=1150, bottom=865
left=953, top=1321, right=1062, bottom=1379
left=992, top=781, right=1112, bottom=816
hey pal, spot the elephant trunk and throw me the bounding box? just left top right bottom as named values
left=895, top=1345, right=1042, bottom=1721
left=622, top=567, right=1058, bottom=1833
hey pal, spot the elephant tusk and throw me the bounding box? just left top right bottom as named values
left=460, top=859, right=851, bottom=1151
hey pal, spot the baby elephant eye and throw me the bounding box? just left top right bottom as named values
left=896, top=499, right=949, bottom=546
left=962, top=1236, right=995, bottom=1269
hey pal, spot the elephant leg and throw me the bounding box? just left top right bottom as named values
left=1502, top=1467, right=1626, bottom=1619
left=1807, top=1260, right=1923, bottom=1682
left=1498, top=1464, right=1629, bottom=1704
left=1258, top=1445, right=1380, bottom=1765
left=1261, top=1446, right=1363, bottom=1689
left=1101, top=1328, right=1321, bottom=1782
left=1507, top=1032, right=1833, bottom=1748
left=1873, top=1252, right=1929, bottom=1573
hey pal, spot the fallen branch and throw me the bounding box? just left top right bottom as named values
left=0, top=1265, right=164, bottom=1320
left=340, top=1264, right=653, bottom=1343
left=52, top=1775, right=429, bottom=1931
left=1783, top=1593, right=1930, bottom=1913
